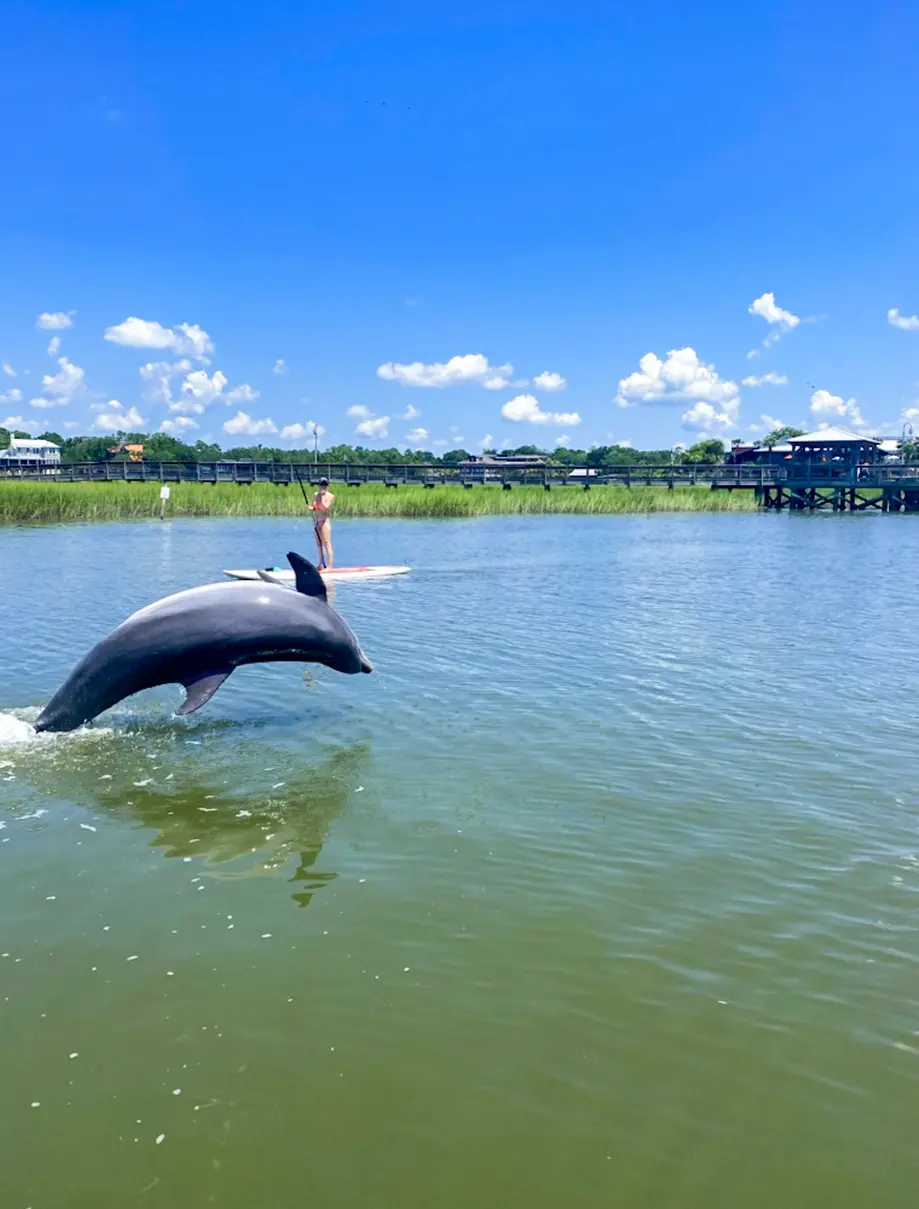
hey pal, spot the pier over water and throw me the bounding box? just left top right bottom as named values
left=2, top=427, right=917, bottom=510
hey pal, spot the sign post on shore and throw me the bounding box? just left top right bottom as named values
left=159, top=484, right=171, bottom=520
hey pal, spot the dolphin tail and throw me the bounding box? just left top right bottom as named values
left=176, top=668, right=234, bottom=717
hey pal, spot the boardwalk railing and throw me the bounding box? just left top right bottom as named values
left=2, top=460, right=919, bottom=489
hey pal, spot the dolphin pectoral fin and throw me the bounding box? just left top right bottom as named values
left=286, top=551, right=328, bottom=601
left=175, top=668, right=234, bottom=716
left=257, top=569, right=289, bottom=587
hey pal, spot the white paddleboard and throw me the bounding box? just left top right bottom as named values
left=224, top=565, right=411, bottom=583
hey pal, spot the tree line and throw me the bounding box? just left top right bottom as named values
left=0, top=427, right=743, bottom=466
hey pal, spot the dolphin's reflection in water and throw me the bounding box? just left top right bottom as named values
left=20, top=730, right=371, bottom=908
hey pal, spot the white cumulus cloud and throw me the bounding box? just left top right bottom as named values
left=747, top=292, right=801, bottom=355
left=223, top=411, right=278, bottom=437
left=30, top=356, right=86, bottom=409
left=279, top=421, right=325, bottom=441
left=356, top=415, right=390, bottom=438
left=2, top=362, right=16, bottom=376
left=749, top=292, right=799, bottom=329
left=273, top=359, right=288, bottom=375
left=478, top=433, right=494, bottom=450
left=681, top=401, right=738, bottom=436
left=139, top=358, right=193, bottom=406
left=405, top=427, right=429, bottom=445
left=1, top=414, right=28, bottom=430
left=104, top=317, right=214, bottom=362
left=159, top=416, right=199, bottom=434
left=226, top=384, right=259, bottom=405
left=749, top=413, right=788, bottom=434
left=533, top=370, right=566, bottom=391
left=177, top=369, right=228, bottom=411
left=0, top=388, right=22, bottom=405
left=91, top=401, right=145, bottom=432
left=616, top=348, right=740, bottom=427
left=347, top=405, right=371, bottom=418
left=502, top=393, right=581, bottom=426
left=555, top=434, right=570, bottom=447
left=741, top=372, right=788, bottom=387
left=888, top=308, right=919, bottom=331
left=36, top=311, right=74, bottom=330
left=810, top=388, right=871, bottom=432
left=377, top=353, right=514, bottom=389
left=402, top=403, right=421, bottom=420
left=47, top=336, right=61, bottom=357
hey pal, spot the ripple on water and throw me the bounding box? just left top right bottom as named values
left=2, top=515, right=919, bottom=1208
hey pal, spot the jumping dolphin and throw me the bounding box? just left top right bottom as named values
left=34, top=552, right=372, bottom=733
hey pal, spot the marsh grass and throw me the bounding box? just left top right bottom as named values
left=0, top=480, right=757, bottom=524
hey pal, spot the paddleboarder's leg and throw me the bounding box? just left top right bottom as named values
left=314, top=519, right=333, bottom=570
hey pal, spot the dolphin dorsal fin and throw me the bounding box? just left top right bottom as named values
left=176, top=668, right=233, bottom=716
left=286, top=551, right=327, bottom=601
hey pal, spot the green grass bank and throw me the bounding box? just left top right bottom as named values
left=0, top=480, right=758, bottom=524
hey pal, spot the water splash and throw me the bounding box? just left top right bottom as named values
left=0, top=708, right=113, bottom=750
left=0, top=710, right=41, bottom=747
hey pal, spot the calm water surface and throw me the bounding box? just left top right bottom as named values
left=1, top=513, right=918, bottom=1207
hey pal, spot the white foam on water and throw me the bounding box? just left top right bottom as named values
left=0, top=712, right=40, bottom=747
left=0, top=709, right=114, bottom=751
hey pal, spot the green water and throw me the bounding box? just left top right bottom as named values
left=2, top=514, right=918, bottom=1207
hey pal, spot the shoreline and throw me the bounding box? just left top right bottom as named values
left=0, top=481, right=757, bottom=525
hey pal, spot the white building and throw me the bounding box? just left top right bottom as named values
left=0, top=437, right=62, bottom=466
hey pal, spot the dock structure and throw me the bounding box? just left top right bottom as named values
left=752, top=429, right=919, bottom=512
left=759, top=479, right=919, bottom=513
left=1, top=426, right=918, bottom=511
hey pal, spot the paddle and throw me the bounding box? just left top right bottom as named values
left=292, top=463, right=310, bottom=510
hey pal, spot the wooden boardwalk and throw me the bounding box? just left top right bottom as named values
left=2, top=459, right=919, bottom=507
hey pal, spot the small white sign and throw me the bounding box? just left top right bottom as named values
left=160, top=485, right=171, bottom=500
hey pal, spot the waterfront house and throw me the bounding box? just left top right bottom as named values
left=0, top=437, right=62, bottom=472
left=106, top=443, right=145, bottom=462
left=458, top=453, right=548, bottom=481
left=726, top=442, right=794, bottom=466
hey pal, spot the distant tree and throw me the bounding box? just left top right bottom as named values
left=37, top=430, right=64, bottom=446
left=1, top=425, right=33, bottom=446
left=59, top=435, right=115, bottom=462
left=134, top=432, right=196, bottom=461
left=192, top=439, right=222, bottom=461
left=763, top=426, right=805, bottom=447
left=683, top=438, right=725, bottom=464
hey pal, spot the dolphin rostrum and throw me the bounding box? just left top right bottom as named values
left=34, top=552, right=372, bottom=733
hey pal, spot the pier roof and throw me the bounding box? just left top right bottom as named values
left=788, top=428, right=881, bottom=446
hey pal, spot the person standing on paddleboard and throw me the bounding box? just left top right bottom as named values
left=312, top=478, right=335, bottom=570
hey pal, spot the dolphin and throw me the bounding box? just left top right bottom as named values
left=34, top=551, right=372, bottom=733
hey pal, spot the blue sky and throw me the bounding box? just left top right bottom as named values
left=2, top=0, right=919, bottom=451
